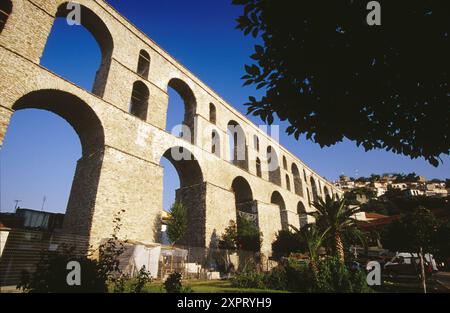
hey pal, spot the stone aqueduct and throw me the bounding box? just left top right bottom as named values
left=0, top=0, right=342, bottom=255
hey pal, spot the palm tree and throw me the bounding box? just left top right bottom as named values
left=308, top=196, right=366, bottom=264
left=289, top=223, right=326, bottom=283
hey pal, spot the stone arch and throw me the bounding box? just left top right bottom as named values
left=0, top=0, right=12, bottom=34
left=285, top=174, right=291, bottom=191
left=253, top=134, right=260, bottom=152
left=231, top=176, right=254, bottom=211
left=324, top=186, right=332, bottom=201
left=167, top=78, right=197, bottom=143
left=48, top=2, right=114, bottom=97
left=282, top=156, right=288, bottom=170
left=297, top=202, right=308, bottom=228
left=306, top=187, right=311, bottom=204
left=129, top=81, right=149, bottom=121
left=12, top=89, right=104, bottom=156
left=209, top=103, right=216, bottom=124
left=231, top=176, right=260, bottom=254
left=267, top=146, right=281, bottom=186
left=227, top=121, right=248, bottom=170
left=11, top=89, right=105, bottom=237
left=211, top=129, right=220, bottom=157
left=160, top=146, right=205, bottom=247
left=137, top=49, right=151, bottom=79
left=310, top=177, right=319, bottom=202
left=291, top=163, right=304, bottom=197
left=255, top=158, right=262, bottom=178
left=271, top=191, right=288, bottom=231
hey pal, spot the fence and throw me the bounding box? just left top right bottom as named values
left=0, top=228, right=278, bottom=289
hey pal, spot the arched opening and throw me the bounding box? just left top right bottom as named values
left=129, top=81, right=149, bottom=121
left=167, top=78, right=197, bottom=144
left=40, top=3, right=113, bottom=97
left=227, top=121, right=247, bottom=170
left=231, top=177, right=260, bottom=253
left=307, top=187, right=311, bottom=204
left=310, top=177, right=319, bottom=203
left=291, top=163, right=304, bottom=197
left=271, top=191, right=288, bottom=231
left=0, top=0, right=12, bottom=34
left=282, top=156, right=288, bottom=170
left=286, top=175, right=291, bottom=191
left=137, top=49, right=150, bottom=79
left=160, top=147, right=205, bottom=247
left=253, top=135, right=260, bottom=152
left=211, top=130, right=220, bottom=157
left=324, top=186, right=332, bottom=201
left=209, top=103, right=216, bottom=124
left=267, top=146, right=281, bottom=186
left=297, top=202, right=308, bottom=228
left=231, top=177, right=254, bottom=213
left=3, top=90, right=105, bottom=238
left=255, top=158, right=262, bottom=178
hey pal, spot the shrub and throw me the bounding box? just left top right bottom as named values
left=17, top=247, right=106, bottom=293
left=314, top=256, right=372, bottom=293
left=131, top=266, right=151, bottom=293
left=271, top=230, right=304, bottom=260
left=164, top=272, right=192, bottom=293
left=231, top=267, right=265, bottom=289
left=264, top=265, right=287, bottom=290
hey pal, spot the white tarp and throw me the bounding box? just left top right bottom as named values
left=132, top=245, right=161, bottom=279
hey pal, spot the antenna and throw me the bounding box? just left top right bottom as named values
left=13, top=200, right=22, bottom=212
left=41, top=196, right=47, bottom=212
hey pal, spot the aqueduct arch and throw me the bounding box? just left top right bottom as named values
left=160, top=147, right=205, bottom=247
left=11, top=89, right=105, bottom=237
left=0, top=0, right=343, bottom=256
left=51, top=2, right=114, bottom=97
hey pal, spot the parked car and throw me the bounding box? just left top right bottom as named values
left=384, top=252, right=438, bottom=278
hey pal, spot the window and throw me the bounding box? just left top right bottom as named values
left=129, top=81, right=149, bottom=120
left=267, top=146, right=281, bottom=186
left=137, top=50, right=150, bottom=79
left=212, top=130, right=220, bottom=157
left=0, top=0, right=12, bottom=34
left=209, top=103, right=216, bottom=124
left=256, top=158, right=262, bottom=178
left=291, top=163, right=304, bottom=197
left=227, top=121, right=247, bottom=170
left=254, top=135, right=260, bottom=152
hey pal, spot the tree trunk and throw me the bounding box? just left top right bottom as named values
left=419, top=247, right=427, bottom=294
left=310, top=260, right=319, bottom=283
left=335, top=233, right=345, bottom=264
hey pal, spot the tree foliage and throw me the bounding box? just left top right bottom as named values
left=309, top=197, right=365, bottom=263
left=233, top=0, right=449, bottom=166
left=382, top=206, right=438, bottom=253
left=167, top=202, right=188, bottom=246
left=219, top=218, right=262, bottom=253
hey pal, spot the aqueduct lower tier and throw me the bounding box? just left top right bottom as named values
left=0, top=0, right=342, bottom=256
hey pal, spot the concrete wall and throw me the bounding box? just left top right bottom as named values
left=0, top=0, right=343, bottom=256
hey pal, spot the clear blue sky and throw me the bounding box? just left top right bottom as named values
left=1, top=0, right=448, bottom=213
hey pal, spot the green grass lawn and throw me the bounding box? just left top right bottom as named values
left=123, top=280, right=289, bottom=293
